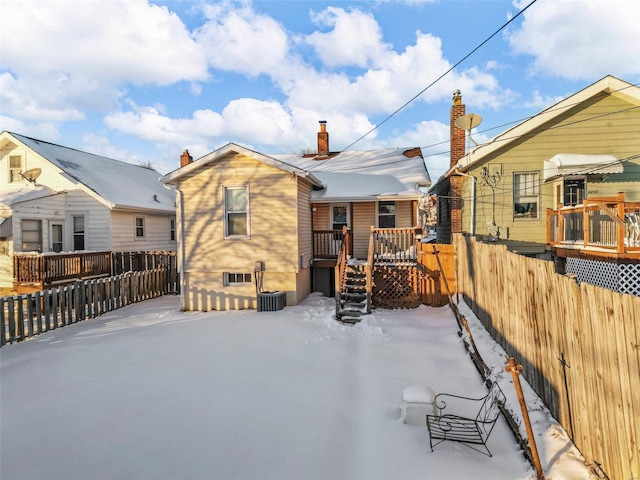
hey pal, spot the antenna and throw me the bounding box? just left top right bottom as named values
left=20, top=168, right=42, bottom=185
left=455, top=113, right=483, bottom=147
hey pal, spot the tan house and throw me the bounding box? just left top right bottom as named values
left=161, top=122, right=432, bottom=312
left=431, top=75, right=640, bottom=258
left=0, top=131, right=177, bottom=291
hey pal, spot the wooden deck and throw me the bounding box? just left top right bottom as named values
left=11, top=251, right=178, bottom=294
left=547, top=193, right=640, bottom=260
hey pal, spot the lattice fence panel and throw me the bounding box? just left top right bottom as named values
left=566, top=257, right=640, bottom=297
left=619, top=263, right=640, bottom=296
left=373, top=265, right=421, bottom=309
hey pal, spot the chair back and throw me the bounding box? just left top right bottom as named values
left=475, top=383, right=506, bottom=425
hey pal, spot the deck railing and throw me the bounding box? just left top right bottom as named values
left=12, top=251, right=179, bottom=292
left=313, top=229, right=348, bottom=259
left=370, top=227, right=421, bottom=263
left=14, top=251, right=112, bottom=286
left=547, top=193, right=640, bottom=254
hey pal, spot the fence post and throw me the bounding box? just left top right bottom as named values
left=505, top=357, right=544, bottom=480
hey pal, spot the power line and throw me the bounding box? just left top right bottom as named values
left=340, top=0, right=539, bottom=153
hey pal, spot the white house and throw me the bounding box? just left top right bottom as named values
left=0, top=131, right=176, bottom=290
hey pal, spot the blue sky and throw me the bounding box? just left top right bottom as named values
left=2, top=0, right=639, bottom=180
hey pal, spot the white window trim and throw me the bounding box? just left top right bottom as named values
left=21, top=218, right=42, bottom=252
left=9, top=155, right=23, bottom=184
left=513, top=171, right=540, bottom=221
left=67, top=212, right=87, bottom=251
left=376, top=200, right=397, bottom=228
left=223, top=185, right=250, bottom=238
left=169, top=217, right=176, bottom=243
left=135, top=215, right=145, bottom=239
left=329, top=203, right=350, bottom=230
left=50, top=222, right=64, bottom=253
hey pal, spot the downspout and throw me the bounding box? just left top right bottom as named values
left=454, top=169, right=476, bottom=235
left=176, top=189, right=186, bottom=310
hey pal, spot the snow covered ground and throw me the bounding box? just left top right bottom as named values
left=1, top=294, right=592, bottom=480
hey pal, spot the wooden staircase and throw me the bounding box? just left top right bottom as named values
left=336, top=264, right=370, bottom=324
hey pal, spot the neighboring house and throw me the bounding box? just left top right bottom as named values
left=0, top=131, right=177, bottom=290
left=161, top=122, right=431, bottom=311
left=431, top=75, right=640, bottom=258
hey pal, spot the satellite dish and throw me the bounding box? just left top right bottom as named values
left=454, top=113, right=483, bottom=147
left=20, top=168, right=42, bottom=184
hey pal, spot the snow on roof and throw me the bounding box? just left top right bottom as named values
left=0, top=185, right=59, bottom=207
left=9, top=132, right=175, bottom=212
left=273, top=147, right=431, bottom=201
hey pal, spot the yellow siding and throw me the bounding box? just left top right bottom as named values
left=178, top=152, right=309, bottom=310
left=312, top=204, right=329, bottom=230
left=462, top=94, right=640, bottom=245
left=352, top=202, right=375, bottom=258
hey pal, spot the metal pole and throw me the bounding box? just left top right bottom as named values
left=505, top=357, right=545, bottom=480
left=557, top=352, right=574, bottom=441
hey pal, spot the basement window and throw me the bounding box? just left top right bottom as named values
left=224, top=272, right=253, bottom=286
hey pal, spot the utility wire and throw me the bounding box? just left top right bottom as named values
left=339, top=0, right=539, bottom=154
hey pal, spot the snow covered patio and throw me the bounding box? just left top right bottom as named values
left=1, top=294, right=589, bottom=479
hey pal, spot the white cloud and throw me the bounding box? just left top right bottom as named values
left=306, top=7, right=390, bottom=68
left=1, top=0, right=208, bottom=85
left=195, top=1, right=290, bottom=76
left=0, top=0, right=208, bottom=125
left=508, top=0, right=640, bottom=80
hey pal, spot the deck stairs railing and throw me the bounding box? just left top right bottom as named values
left=334, top=227, right=422, bottom=323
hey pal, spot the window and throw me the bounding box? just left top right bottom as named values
left=378, top=201, right=397, bottom=228
left=51, top=223, right=63, bottom=252
left=22, top=219, right=42, bottom=252
left=170, top=218, right=176, bottom=242
left=9, top=156, right=22, bottom=183
left=135, top=216, right=145, bottom=238
left=224, top=186, right=249, bottom=237
left=224, top=272, right=253, bottom=286
left=563, top=178, right=585, bottom=206
left=72, top=215, right=85, bottom=250
left=513, top=172, right=539, bottom=219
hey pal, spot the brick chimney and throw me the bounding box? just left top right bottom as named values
left=450, top=90, right=466, bottom=168
left=449, top=90, right=466, bottom=235
left=317, top=121, right=329, bottom=158
left=180, top=149, right=193, bottom=168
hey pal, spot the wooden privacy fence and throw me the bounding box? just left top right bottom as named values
left=419, top=243, right=456, bottom=307
left=455, top=234, right=640, bottom=480
left=1, top=268, right=178, bottom=347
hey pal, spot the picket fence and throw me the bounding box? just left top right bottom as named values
left=1, top=268, right=178, bottom=347
left=455, top=234, right=640, bottom=480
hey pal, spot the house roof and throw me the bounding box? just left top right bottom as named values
left=430, top=75, right=640, bottom=194
left=273, top=147, right=431, bottom=202
left=161, top=143, right=324, bottom=188
left=162, top=143, right=432, bottom=202
left=1, top=131, right=175, bottom=213
left=0, top=185, right=60, bottom=208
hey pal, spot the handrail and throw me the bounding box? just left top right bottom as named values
left=334, top=226, right=350, bottom=314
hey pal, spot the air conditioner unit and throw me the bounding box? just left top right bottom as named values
left=257, top=291, right=286, bottom=312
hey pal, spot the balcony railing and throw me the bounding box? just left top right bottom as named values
left=312, top=229, right=349, bottom=260
left=370, top=227, right=421, bottom=263
left=547, top=193, right=640, bottom=255
left=13, top=251, right=112, bottom=287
